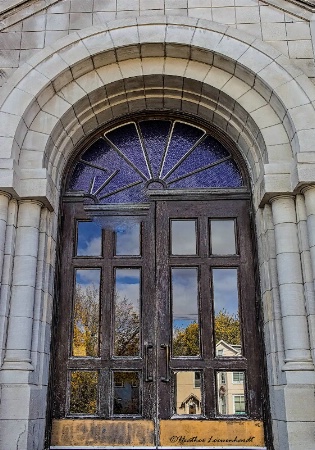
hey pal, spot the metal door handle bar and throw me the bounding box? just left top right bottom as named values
left=145, top=343, right=153, bottom=382
left=160, top=344, right=170, bottom=382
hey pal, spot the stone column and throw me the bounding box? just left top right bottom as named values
left=270, top=195, right=313, bottom=370
left=1, top=200, right=42, bottom=372
left=0, top=192, right=11, bottom=290
left=302, top=186, right=315, bottom=362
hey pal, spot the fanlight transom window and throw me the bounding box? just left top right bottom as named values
left=68, top=119, right=243, bottom=204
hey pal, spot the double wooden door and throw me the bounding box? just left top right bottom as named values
left=51, top=198, right=265, bottom=449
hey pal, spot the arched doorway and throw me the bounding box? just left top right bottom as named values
left=50, top=117, right=266, bottom=448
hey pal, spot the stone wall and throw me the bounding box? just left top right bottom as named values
left=1, top=0, right=315, bottom=86
left=1, top=2, right=315, bottom=450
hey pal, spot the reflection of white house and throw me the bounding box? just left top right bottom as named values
left=216, top=340, right=241, bottom=357
left=176, top=341, right=245, bottom=416
left=175, top=371, right=202, bottom=415
left=216, top=341, right=245, bottom=415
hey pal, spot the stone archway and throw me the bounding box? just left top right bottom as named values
left=0, top=17, right=314, bottom=207
left=0, top=16, right=315, bottom=450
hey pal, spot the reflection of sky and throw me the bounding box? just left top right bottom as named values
left=78, top=217, right=142, bottom=256
left=115, top=268, right=140, bottom=310
left=171, top=220, right=197, bottom=255
left=75, top=269, right=101, bottom=304
left=77, top=221, right=102, bottom=256
left=213, top=268, right=239, bottom=316
left=76, top=269, right=101, bottom=287
left=116, top=223, right=140, bottom=256
left=211, top=220, right=236, bottom=255
left=172, top=268, right=198, bottom=328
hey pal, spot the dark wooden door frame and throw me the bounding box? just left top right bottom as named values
left=48, top=194, right=270, bottom=448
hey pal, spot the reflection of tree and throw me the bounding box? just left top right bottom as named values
left=215, top=309, right=241, bottom=346
left=70, top=288, right=140, bottom=414
left=114, top=295, right=140, bottom=356
left=73, top=285, right=99, bottom=357
left=70, top=371, right=98, bottom=414
left=172, top=310, right=241, bottom=356
left=173, top=323, right=199, bottom=356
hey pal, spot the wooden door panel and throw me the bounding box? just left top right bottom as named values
left=51, top=198, right=265, bottom=449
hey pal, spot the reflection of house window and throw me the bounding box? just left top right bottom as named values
left=194, top=372, right=201, bottom=388
left=233, top=395, right=245, bottom=414
left=220, top=372, right=226, bottom=384
left=220, top=394, right=227, bottom=415
left=114, top=380, right=124, bottom=387
left=217, top=349, right=223, bottom=356
left=232, top=372, right=244, bottom=383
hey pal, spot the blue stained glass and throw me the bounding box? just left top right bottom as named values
left=100, top=183, right=147, bottom=204
left=169, top=160, right=243, bottom=189
left=161, top=122, right=204, bottom=178
left=67, top=119, right=244, bottom=203
left=96, top=165, right=142, bottom=199
left=106, top=123, right=150, bottom=179
left=82, top=140, right=142, bottom=198
left=69, top=162, right=106, bottom=193
left=166, top=136, right=230, bottom=183
left=139, top=120, right=171, bottom=178
left=80, top=139, right=112, bottom=165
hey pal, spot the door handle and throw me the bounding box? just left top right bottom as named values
left=145, top=343, right=153, bottom=382
left=160, top=344, right=170, bottom=382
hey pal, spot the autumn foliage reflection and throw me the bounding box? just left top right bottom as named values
left=173, top=309, right=241, bottom=356
left=114, top=295, right=140, bottom=357
left=73, top=285, right=99, bottom=357
left=214, top=309, right=241, bottom=346
left=70, top=371, right=98, bottom=414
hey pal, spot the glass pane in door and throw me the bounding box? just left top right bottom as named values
left=212, top=268, right=241, bottom=355
left=171, top=220, right=197, bottom=255
left=114, top=268, right=141, bottom=357
left=210, top=220, right=236, bottom=255
left=77, top=221, right=102, bottom=256
left=113, top=372, right=141, bottom=415
left=72, top=269, right=100, bottom=357
left=216, top=371, right=246, bottom=415
left=115, top=222, right=141, bottom=255
left=70, top=371, right=98, bottom=414
left=174, top=371, right=203, bottom=415
left=172, top=268, right=200, bottom=357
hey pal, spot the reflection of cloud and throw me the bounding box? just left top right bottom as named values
left=172, top=221, right=196, bottom=255
left=116, top=224, right=140, bottom=255
left=211, top=220, right=236, bottom=255
left=172, top=268, right=198, bottom=321
left=78, top=218, right=141, bottom=256
left=77, top=222, right=102, bottom=256
left=213, top=269, right=238, bottom=316
left=81, top=237, right=102, bottom=256
left=76, top=269, right=101, bottom=286
left=116, top=268, right=140, bottom=309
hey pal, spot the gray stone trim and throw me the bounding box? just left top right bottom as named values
left=0, top=0, right=59, bottom=32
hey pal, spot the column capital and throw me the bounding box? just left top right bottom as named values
left=18, top=199, right=44, bottom=208
left=270, top=194, right=297, bottom=225
left=0, top=191, right=12, bottom=200
left=300, top=185, right=315, bottom=195
left=269, top=194, right=295, bottom=204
